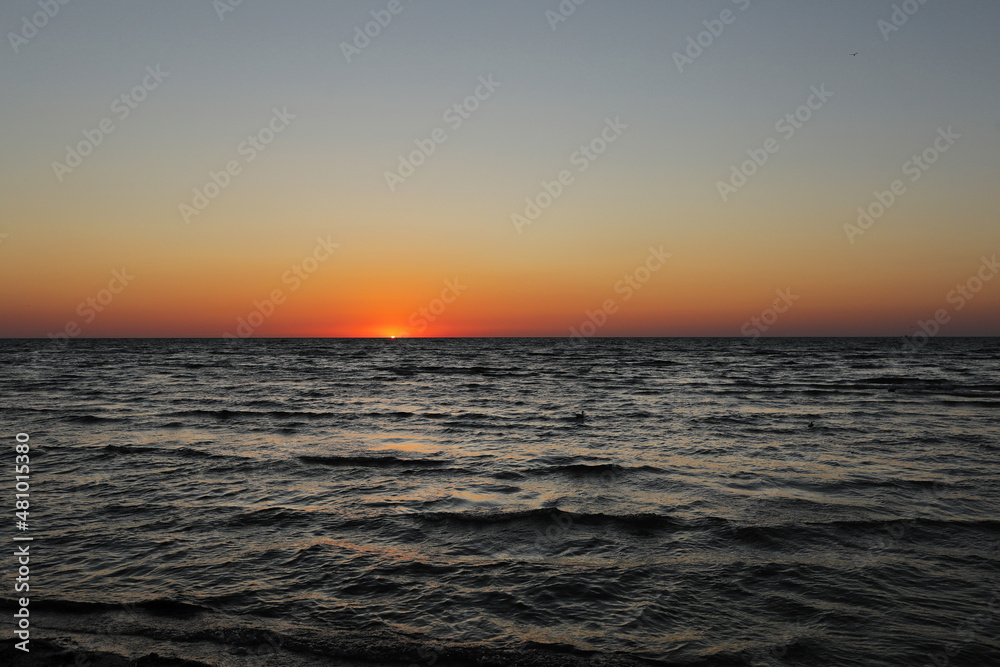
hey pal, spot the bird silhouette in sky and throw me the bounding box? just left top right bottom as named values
left=851, top=52, right=859, bottom=56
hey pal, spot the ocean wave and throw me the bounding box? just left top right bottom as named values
left=229, top=507, right=318, bottom=527
left=865, top=376, right=951, bottom=385
left=530, top=463, right=663, bottom=477
left=170, top=408, right=252, bottom=419
left=227, top=506, right=378, bottom=530
left=379, top=364, right=506, bottom=376
left=816, top=517, right=1000, bottom=532
left=413, top=508, right=683, bottom=531
left=20, top=597, right=212, bottom=617
left=721, top=517, right=1000, bottom=547
left=937, top=399, right=1000, bottom=408
left=102, top=444, right=222, bottom=458
left=63, top=414, right=122, bottom=423
left=298, top=454, right=449, bottom=468
left=363, top=410, right=415, bottom=419
left=170, top=408, right=328, bottom=420
left=6, top=623, right=664, bottom=667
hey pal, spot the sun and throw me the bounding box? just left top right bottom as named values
left=370, top=325, right=409, bottom=339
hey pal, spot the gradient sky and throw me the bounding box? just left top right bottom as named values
left=1, top=0, right=998, bottom=337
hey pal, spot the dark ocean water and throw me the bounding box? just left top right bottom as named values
left=1, top=338, right=999, bottom=666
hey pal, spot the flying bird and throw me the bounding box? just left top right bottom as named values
left=851, top=52, right=859, bottom=56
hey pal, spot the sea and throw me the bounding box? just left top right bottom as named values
left=1, top=338, right=998, bottom=666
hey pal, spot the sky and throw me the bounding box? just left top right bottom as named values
left=1, top=0, right=998, bottom=338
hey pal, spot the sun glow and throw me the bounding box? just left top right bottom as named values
left=376, top=326, right=406, bottom=339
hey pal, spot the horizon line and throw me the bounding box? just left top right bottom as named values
left=2, top=335, right=997, bottom=341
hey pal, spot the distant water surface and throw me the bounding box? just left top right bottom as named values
left=1, top=338, right=998, bottom=666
